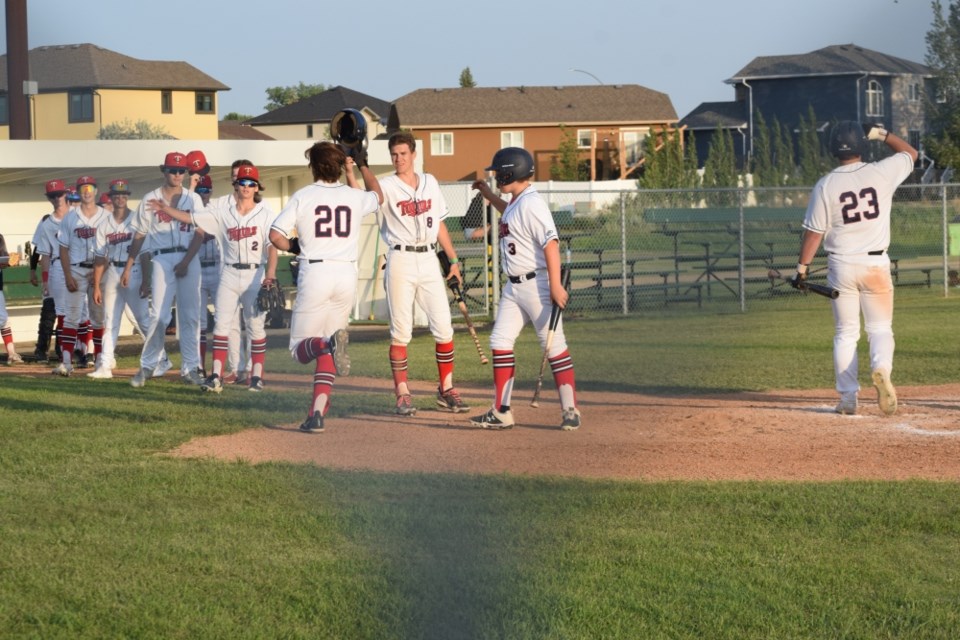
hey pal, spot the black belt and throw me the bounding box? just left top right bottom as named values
left=111, top=261, right=126, bottom=267
left=230, top=263, right=259, bottom=270
left=868, top=250, right=885, bottom=256
left=308, top=259, right=324, bottom=263
left=200, top=261, right=218, bottom=267
left=155, top=247, right=186, bottom=255
left=508, top=271, right=538, bottom=284
left=393, top=244, right=436, bottom=253
left=72, top=261, right=94, bottom=268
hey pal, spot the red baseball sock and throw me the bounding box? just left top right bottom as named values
left=250, top=338, right=267, bottom=379
left=390, top=344, right=409, bottom=395
left=92, top=327, right=104, bottom=357
left=492, top=349, right=515, bottom=412
left=312, top=353, right=336, bottom=416
left=435, top=340, right=454, bottom=391
left=294, top=337, right=327, bottom=364
left=549, top=349, right=577, bottom=408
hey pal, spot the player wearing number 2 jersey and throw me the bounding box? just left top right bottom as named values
left=793, top=121, right=917, bottom=416
left=269, top=142, right=383, bottom=433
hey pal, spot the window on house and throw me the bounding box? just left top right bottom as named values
left=430, top=132, right=454, bottom=155
left=68, top=90, right=94, bottom=123
left=161, top=91, right=172, bottom=114
left=866, top=80, right=884, bottom=117
left=908, top=83, right=922, bottom=102
left=501, top=131, right=524, bottom=148
left=623, top=131, right=643, bottom=164
left=195, top=92, right=215, bottom=114
left=0, top=95, right=7, bottom=125
left=307, top=124, right=314, bottom=138
left=577, top=129, right=593, bottom=149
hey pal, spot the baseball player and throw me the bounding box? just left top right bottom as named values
left=152, top=164, right=278, bottom=393
left=90, top=179, right=170, bottom=379
left=121, top=152, right=206, bottom=387
left=54, top=176, right=108, bottom=376
left=791, top=122, right=918, bottom=416
left=0, top=232, right=25, bottom=365
left=378, top=131, right=466, bottom=415
left=470, top=147, right=581, bottom=431
left=30, top=179, right=70, bottom=363
left=269, top=142, right=383, bottom=433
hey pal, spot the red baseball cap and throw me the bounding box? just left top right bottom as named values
left=98, top=193, right=112, bottom=205
left=45, top=179, right=66, bottom=195
left=197, top=175, right=213, bottom=191
left=186, top=150, right=210, bottom=176
left=108, top=179, right=131, bottom=195
left=76, top=175, right=97, bottom=188
left=161, top=152, right=188, bottom=170
left=235, top=164, right=264, bottom=190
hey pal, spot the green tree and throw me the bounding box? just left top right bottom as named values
left=97, top=119, right=173, bottom=140
left=222, top=112, right=254, bottom=122
left=264, top=82, right=326, bottom=111
left=703, top=125, right=738, bottom=205
left=459, top=67, right=477, bottom=88
left=797, top=106, right=826, bottom=185
left=750, top=110, right=775, bottom=191
left=772, top=117, right=797, bottom=187
left=638, top=127, right=698, bottom=205
left=925, top=0, right=960, bottom=168
left=551, top=125, right=582, bottom=180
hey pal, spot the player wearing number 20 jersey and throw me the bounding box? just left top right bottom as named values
left=269, top=142, right=382, bottom=433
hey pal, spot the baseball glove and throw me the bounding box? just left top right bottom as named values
left=1, top=252, right=19, bottom=267
left=256, top=280, right=286, bottom=315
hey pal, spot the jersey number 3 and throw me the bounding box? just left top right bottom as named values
left=314, top=205, right=352, bottom=238
left=839, top=187, right=879, bottom=224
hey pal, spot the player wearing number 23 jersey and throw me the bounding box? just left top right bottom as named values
left=796, top=121, right=917, bottom=417
left=269, top=142, right=383, bottom=433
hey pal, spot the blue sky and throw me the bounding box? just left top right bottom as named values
left=1, top=0, right=936, bottom=120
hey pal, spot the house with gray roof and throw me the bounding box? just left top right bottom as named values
left=679, top=43, right=932, bottom=169
left=245, top=86, right=391, bottom=142
left=390, top=84, right=678, bottom=181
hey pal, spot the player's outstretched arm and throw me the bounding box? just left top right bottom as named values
left=471, top=180, right=508, bottom=214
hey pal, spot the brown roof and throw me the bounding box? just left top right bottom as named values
left=391, top=84, right=677, bottom=128
left=0, top=43, right=229, bottom=93
left=218, top=121, right=275, bottom=141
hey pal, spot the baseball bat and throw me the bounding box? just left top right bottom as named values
left=449, top=281, right=488, bottom=365
left=531, top=266, right=572, bottom=408
left=768, top=270, right=839, bottom=299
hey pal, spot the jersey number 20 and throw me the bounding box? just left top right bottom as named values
left=314, top=205, right=352, bottom=238
left=839, top=187, right=879, bottom=224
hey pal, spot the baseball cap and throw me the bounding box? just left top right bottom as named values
left=196, top=175, right=213, bottom=193
left=186, top=150, right=210, bottom=176
left=108, top=179, right=131, bottom=195
left=98, top=193, right=112, bottom=205
left=161, top=152, right=188, bottom=170
left=66, top=187, right=80, bottom=202
left=45, top=179, right=66, bottom=195
left=76, top=175, right=97, bottom=189
left=234, top=164, right=264, bottom=190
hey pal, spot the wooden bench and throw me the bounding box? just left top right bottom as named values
left=890, top=260, right=934, bottom=288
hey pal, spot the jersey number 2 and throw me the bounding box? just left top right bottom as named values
left=839, top=187, right=879, bottom=224
left=314, top=205, right=352, bottom=238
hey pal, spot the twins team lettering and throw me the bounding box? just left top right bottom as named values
left=228, top=226, right=259, bottom=242
left=74, top=227, right=97, bottom=240
left=106, top=231, right=133, bottom=245
left=397, top=199, right=432, bottom=217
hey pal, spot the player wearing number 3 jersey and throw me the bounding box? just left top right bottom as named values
left=795, top=121, right=917, bottom=416
left=269, top=142, right=383, bottom=433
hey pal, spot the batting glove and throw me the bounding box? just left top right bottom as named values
left=862, top=123, right=888, bottom=142
left=790, top=263, right=809, bottom=290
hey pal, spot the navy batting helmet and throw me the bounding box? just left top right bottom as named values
left=829, top=121, right=866, bottom=159
left=485, top=147, right=535, bottom=186
left=330, top=108, right=368, bottom=149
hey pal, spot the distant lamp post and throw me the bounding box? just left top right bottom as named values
left=570, top=68, right=603, bottom=85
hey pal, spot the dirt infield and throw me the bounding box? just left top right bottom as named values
left=168, top=374, right=960, bottom=481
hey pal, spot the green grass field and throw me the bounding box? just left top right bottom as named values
left=3, top=292, right=960, bottom=638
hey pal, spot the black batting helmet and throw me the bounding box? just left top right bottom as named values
left=330, top=108, right=368, bottom=149
left=485, top=147, right=534, bottom=186
left=829, top=121, right=866, bottom=160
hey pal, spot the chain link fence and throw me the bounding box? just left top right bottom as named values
left=441, top=182, right=960, bottom=318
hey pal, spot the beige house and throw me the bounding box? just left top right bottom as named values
left=389, top=84, right=679, bottom=182
left=244, top=86, right=391, bottom=142
left=0, top=43, right=229, bottom=140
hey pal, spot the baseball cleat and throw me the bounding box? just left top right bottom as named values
left=222, top=372, right=238, bottom=384
left=248, top=376, right=264, bottom=392
left=77, top=353, right=91, bottom=369
left=436, top=386, right=468, bottom=413
left=200, top=373, right=223, bottom=394
left=299, top=411, right=325, bottom=434
left=233, top=371, right=249, bottom=385
left=872, top=368, right=898, bottom=416
left=130, top=367, right=152, bottom=388
left=560, top=407, right=582, bottom=431
left=181, top=369, right=204, bottom=385
left=470, top=406, right=515, bottom=430
left=395, top=394, right=417, bottom=416
left=330, top=328, right=351, bottom=377
left=5, top=352, right=23, bottom=366
left=51, top=362, right=73, bottom=377
left=153, top=357, right=173, bottom=377
left=33, top=350, right=50, bottom=364
left=87, top=365, right=113, bottom=379
left=835, top=395, right=858, bottom=415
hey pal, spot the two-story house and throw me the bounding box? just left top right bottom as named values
left=0, top=43, right=229, bottom=140
left=389, top=84, right=678, bottom=182
left=680, top=44, right=933, bottom=169
left=244, top=86, right=391, bottom=142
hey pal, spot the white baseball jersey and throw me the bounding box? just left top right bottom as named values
left=377, top=173, right=448, bottom=247
left=34, top=214, right=63, bottom=258
left=497, top=186, right=559, bottom=277
left=192, top=200, right=275, bottom=267
left=58, top=207, right=109, bottom=264
left=197, top=232, right=221, bottom=265
left=271, top=181, right=380, bottom=262
left=95, top=211, right=138, bottom=264
left=133, top=188, right=203, bottom=250
left=803, top=151, right=915, bottom=255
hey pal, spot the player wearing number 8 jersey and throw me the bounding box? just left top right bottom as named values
left=794, top=121, right=917, bottom=416
left=269, top=142, right=383, bottom=433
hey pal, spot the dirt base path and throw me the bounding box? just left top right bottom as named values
left=168, top=373, right=960, bottom=481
